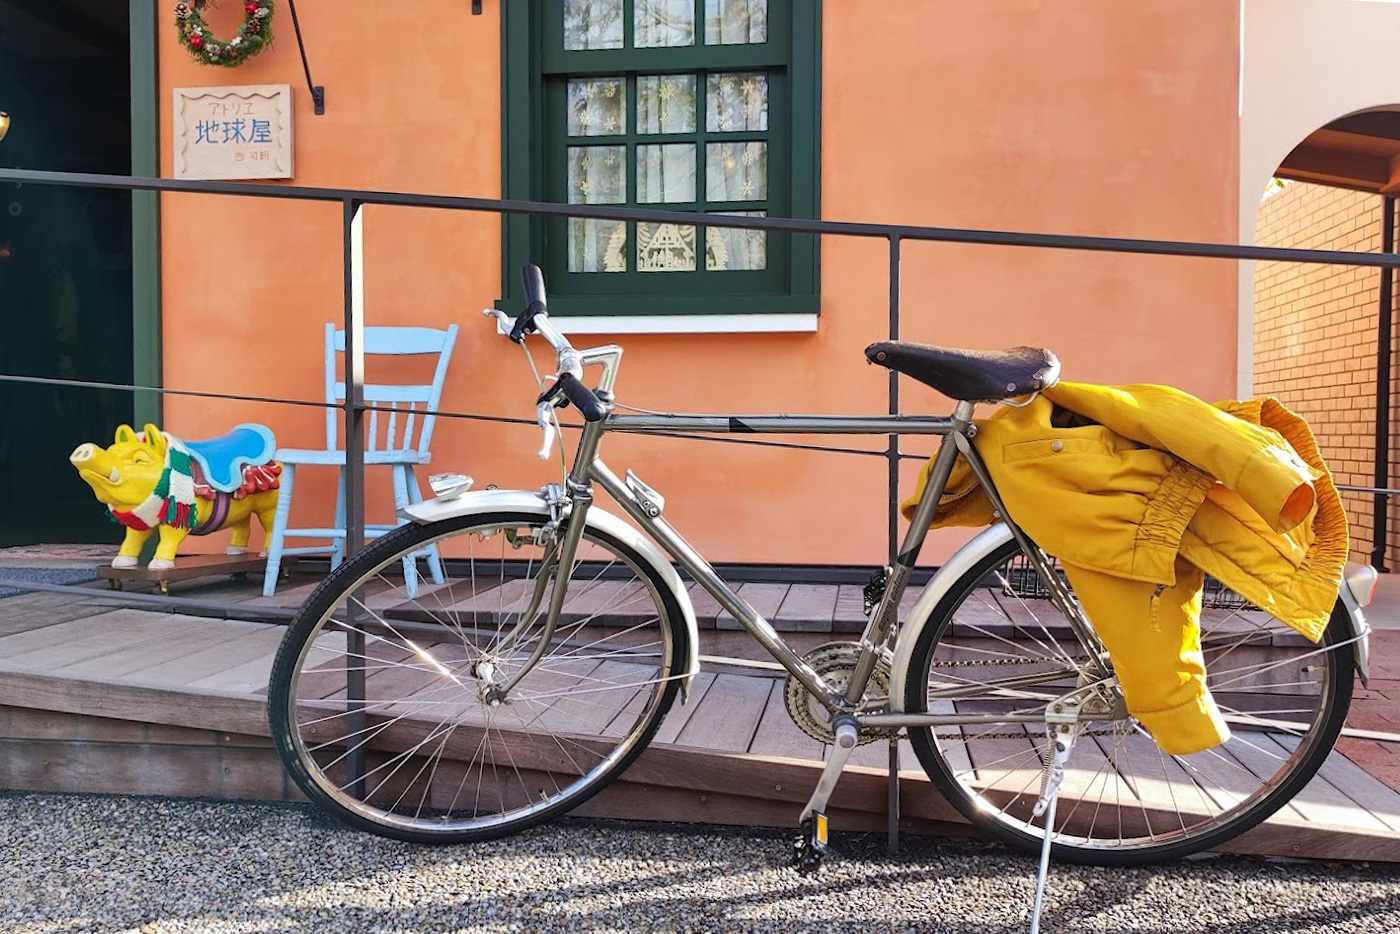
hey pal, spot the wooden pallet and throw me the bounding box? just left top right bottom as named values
left=96, top=554, right=287, bottom=595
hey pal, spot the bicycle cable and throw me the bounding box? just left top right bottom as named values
left=518, top=333, right=573, bottom=484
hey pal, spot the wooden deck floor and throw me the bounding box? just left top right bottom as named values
left=0, top=570, right=1397, bottom=862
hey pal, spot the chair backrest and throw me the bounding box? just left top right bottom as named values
left=322, top=323, right=459, bottom=457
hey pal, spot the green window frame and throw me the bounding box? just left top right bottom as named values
left=501, top=0, right=820, bottom=319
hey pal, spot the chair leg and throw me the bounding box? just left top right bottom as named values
left=406, top=468, right=446, bottom=585
left=390, top=465, right=419, bottom=598
left=262, top=462, right=296, bottom=597
left=331, top=468, right=347, bottom=570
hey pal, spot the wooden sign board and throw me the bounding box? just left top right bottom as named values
left=172, top=84, right=294, bottom=181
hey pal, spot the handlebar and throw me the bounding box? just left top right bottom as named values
left=486, top=264, right=610, bottom=432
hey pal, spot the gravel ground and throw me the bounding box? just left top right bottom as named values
left=2, top=792, right=1399, bottom=934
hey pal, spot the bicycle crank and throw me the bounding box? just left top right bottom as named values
left=784, top=642, right=895, bottom=744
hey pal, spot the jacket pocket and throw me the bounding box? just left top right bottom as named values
left=1001, top=430, right=1116, bottom=464
left=1000, top=427, right=1175, bottom=496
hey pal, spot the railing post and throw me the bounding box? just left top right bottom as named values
left=886, top=233, right=902, bottom=858
left=345, top=198, right=366, bottom=558
left=1374, top=196, right=1395, bottom=572
left=887, top=235, right=902, bottom=568
left=343, top=196, right=368, bottom=797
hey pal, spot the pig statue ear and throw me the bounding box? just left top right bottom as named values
left=113, top=424, right=137, bottom=444
left=142, top=423, right=167, bottom=457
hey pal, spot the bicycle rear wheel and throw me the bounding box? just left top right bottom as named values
left=267, top=510, right=688, bottom=843
left=904, top=536, right=1354, bottom=865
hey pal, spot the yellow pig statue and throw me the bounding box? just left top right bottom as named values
left=70, top=422, right=281, bottom=570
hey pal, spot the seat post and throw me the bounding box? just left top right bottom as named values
left=846, top=399, right=976, bottom=708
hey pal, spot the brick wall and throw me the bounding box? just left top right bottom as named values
left=1254, top=182, right=1398, bottom=566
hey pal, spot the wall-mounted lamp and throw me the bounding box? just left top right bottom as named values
left=0, top=112, right=10, bottom=144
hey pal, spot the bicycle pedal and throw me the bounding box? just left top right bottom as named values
left=792, top=813, right=829, bottom=873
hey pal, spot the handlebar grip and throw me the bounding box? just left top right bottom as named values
left=557, top=372, right=608, bottom=422
left=510, top=264, right=549, bottom=343
left=522, top=263, right=547, bottom=311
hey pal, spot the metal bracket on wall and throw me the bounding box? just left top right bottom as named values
left=286, top=0, right=326, bottom=115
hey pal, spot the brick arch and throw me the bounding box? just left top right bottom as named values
left=1252, top=166, right=1397, bottom=568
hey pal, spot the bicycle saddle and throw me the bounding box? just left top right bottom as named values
left=864, top=341, right=1060, bottom=401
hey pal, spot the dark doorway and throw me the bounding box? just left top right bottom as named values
left=0, top=2, right=133, bottom=545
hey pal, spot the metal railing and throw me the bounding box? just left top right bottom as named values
left=4, top=166, right=1400, bottom=571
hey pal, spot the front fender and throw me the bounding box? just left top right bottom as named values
left=401, top=489, right=700, bottom=697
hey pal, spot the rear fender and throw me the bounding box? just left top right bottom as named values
left=1339, top=565, right=1374, bottom=687
left=889, top=524, right=1015, bottom=712
left=888, top=523, right=1374, bottom=704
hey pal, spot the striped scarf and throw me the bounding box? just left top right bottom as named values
left=107, top=433, right=198, bottom=532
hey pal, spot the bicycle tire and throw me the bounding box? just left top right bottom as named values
left=267, top=509, right=689, bottom=843
left=904, top=537, right=1354, bottom=865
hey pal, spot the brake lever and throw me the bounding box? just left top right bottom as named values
left=483, top=308, right=513, bottom=333
left=536, top=399, right=558, bottom=460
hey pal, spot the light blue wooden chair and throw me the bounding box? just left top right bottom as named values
left=261, top=323, right=459, bottom=597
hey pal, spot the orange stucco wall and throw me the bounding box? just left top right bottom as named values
left=158, top=1, right=1240, bottom=566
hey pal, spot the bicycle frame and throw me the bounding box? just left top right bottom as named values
left=507, top=376, right=1107, bottom=733
left=276, top=296, right=1372, bottom=876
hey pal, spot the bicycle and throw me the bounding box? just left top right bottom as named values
left=266, top=264, right=1375, bottom=872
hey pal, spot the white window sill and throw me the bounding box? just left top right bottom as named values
left=491, top=313, right=818, bottom=335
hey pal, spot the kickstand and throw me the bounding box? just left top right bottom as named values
left=1028, top=788, right=1058, bottom=934
left=1027, top=704, right=1079, bottom=934
left=887, top=732, right=900, bottom=856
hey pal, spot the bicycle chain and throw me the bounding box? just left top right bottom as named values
left=926, top=655, right=1118, bottom=741
left=785, top=648, right=1113, bottom=743
left=932, top=728, right=1122, bottom=741
left=928, top=655, right=1092, bottom=668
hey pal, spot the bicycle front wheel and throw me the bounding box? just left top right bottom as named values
left=904, top=537, right=1354, bottom=865
left=267, top=510, right=689, bottom=843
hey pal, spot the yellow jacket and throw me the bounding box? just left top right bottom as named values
left=904, top=382, right=1348, bottom=753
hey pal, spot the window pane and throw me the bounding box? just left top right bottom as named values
left=567, top=146, right=626, bottom=204
left=706, top=72, right=768, bottom=132
left=705, top=0, right=767, bottom=45
left=635, top=0, right=695, bottom=47
left=706, top=211, right=766, bottom=270
left=564, top=0, right=625, bottom=49
left=567, top=147, right=627, bottom=272
left=637, top=75, right=697, bottom=134
left=567, top=78, right=626, bottom=137
left=638, top=222, right=698, bottom=272
left=569, top=219, right=627, bottom=273
left=706, top=141, right=766, bottom=201
left=637, top=144, right=697, bottom=203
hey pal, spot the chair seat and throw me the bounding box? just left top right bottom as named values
left=274, top=448, right=431, bottom=466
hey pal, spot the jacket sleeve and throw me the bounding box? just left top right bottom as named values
left=1044, top=382, right=1319, bottom=533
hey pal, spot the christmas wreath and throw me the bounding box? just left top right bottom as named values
left=175, top=0, right=273, bottom=67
